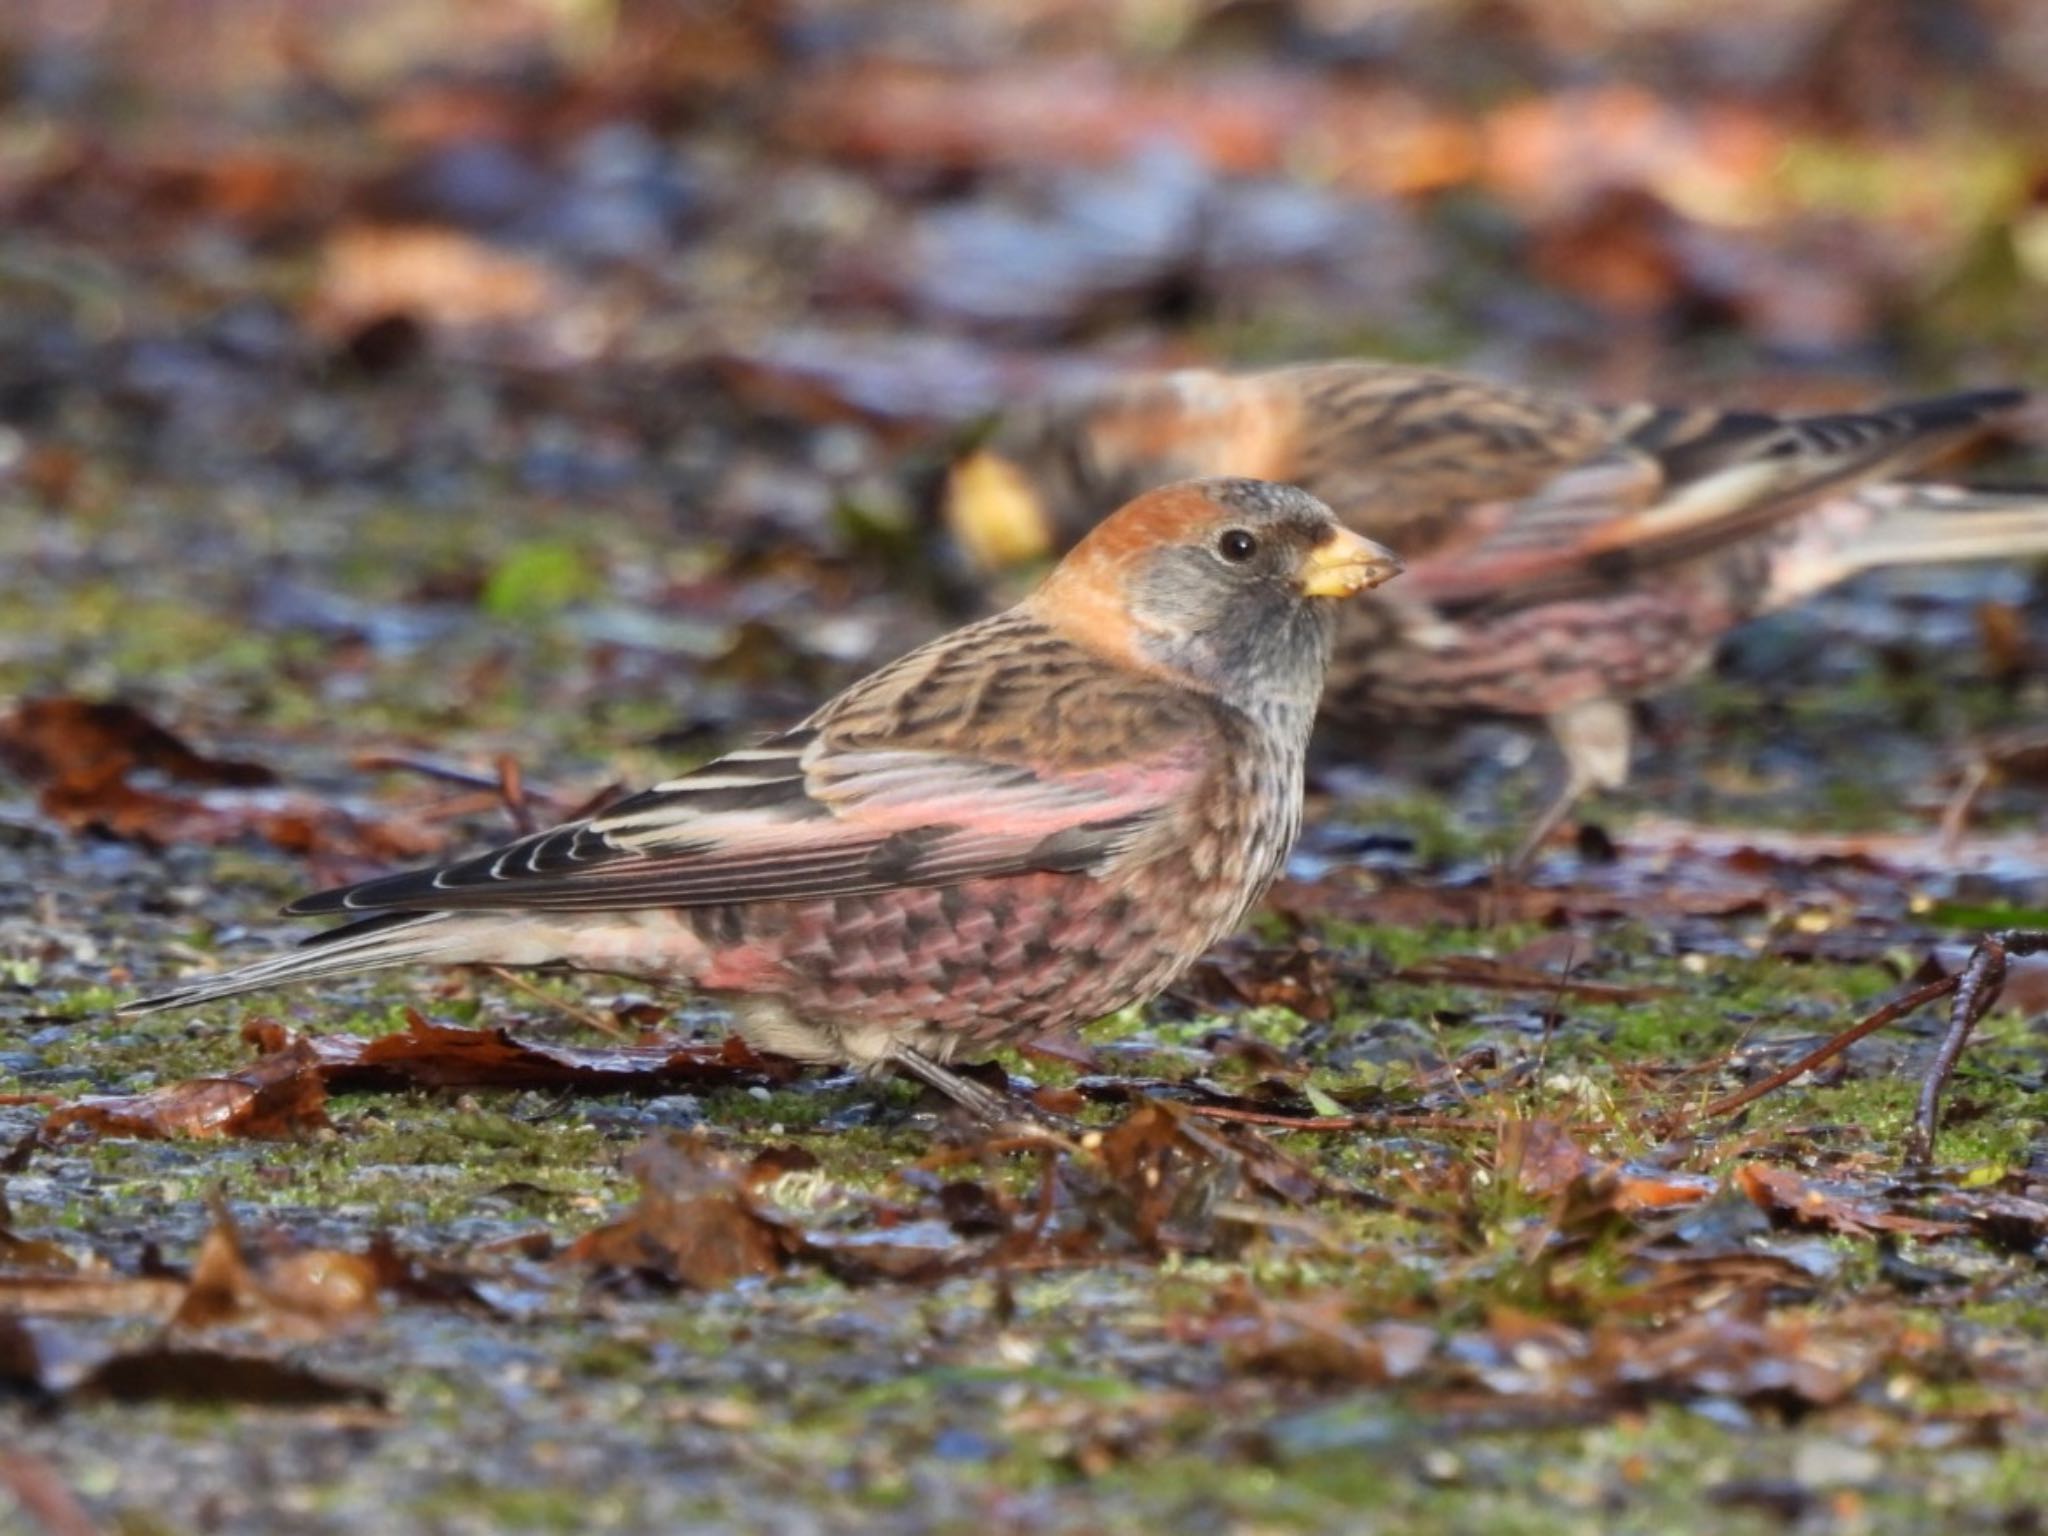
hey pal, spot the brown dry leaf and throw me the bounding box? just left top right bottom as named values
left=0, top=698, right=274, bottom=788
left=0, top=697, right=444, bottom=863
left=1737, top=1164, right=1967, bottom=1239
left=299, top=1012, right=793, bottom=1095
left=171, top=1209, right=380, bottom=1342
left=786, top=61, right=1297, bottom=177
left=0, top=1224, right=80, bottom=1274
left=1578, top=1301, right=1900, bottom=1412
left=1214, top=1291, right=1437, bottom=1386
left=0, top=1223, right=184, bottom=1322
left=30, top=770, right=434, bottom=863
left=37, top=771, right=445, bottom=864
left=0, top=1273, right=187, bottom=1322
left=1527, top=187, right=1686, bottom=317
left=41, top=1038, right=330, bottom=1143
left=71, top=1345, right=384, bottom=1410
left=788, top=62, right=1479, bottom=198
left=1507, top=1119, right=1610, bottom=1200
left=1181, top=940, right=1337, bottom=1022
left=565, top=1131, right=800, bottom=1290
left=1505, top=1119, right=1713, bottom=1215
left=1090, top=1100, right=1249, bottom=1254
left=309, top=224, right=563, bottom=338
left=5, top=1308, right=380, bottom=1412
left=1478, top=85, right=1779, bottom=218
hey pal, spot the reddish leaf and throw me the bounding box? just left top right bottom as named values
left=1091, top=1100, right=1250, bottom=1254
left=1213, top=1291, right=1437, bottom=1385
left=172, top=1209, right=381, bottom=1341
left=0, top=697, right=443, bottom=863
left=1506, top=1119, right=1713, bottom=1214
left=0, top=1273, right=186, bottom=1321
left=1181, top=940, right=1338, bottom=1022
left=565, top=1131, right=800, bottom=1290
left=298, top=1012, right=793, bottom=1095
left=0, top=698, right=274, bottom=787
left=1737, top=1164, right=1966, bottom=1239
left=41, top=1039, right=330, bottom=1143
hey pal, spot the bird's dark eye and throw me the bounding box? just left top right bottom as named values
left=1217, top=528, right=1259, bottom=563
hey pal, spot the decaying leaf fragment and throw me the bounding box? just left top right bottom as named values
left=40, top=1037, right=330, bottom=1143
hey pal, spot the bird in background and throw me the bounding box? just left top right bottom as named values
left=124, top=479, right=1402, bottom=1120
left=944, top=363, right=2046, bottom=862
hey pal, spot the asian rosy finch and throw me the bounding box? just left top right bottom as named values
left=946, top=364, right=2046, bottom=859
left=124, top=480, right=1402, bottom=1117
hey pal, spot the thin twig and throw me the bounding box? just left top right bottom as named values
left=1937, top=756, right=1992, bottom=860
left=1178, top=1102, right=1496, bottom=1133
left=482, top=966, right=631, bottom=1038
left=0, top=1453, right=104, bottom=1536
left=1686, top=973, right=1959, bottom=1129
left=494, top=754, right=537, bottom=836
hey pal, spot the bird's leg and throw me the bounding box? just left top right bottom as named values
left=887, top=1045, right=1076, bottom=1133
left=1909, top=930, right=2048, bottom=1165
left=1511, top=698, right=1633, bottom=870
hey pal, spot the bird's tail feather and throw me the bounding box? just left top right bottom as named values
left=1767, top=484, right=2048, bottom=604
left=1843, top=484, right=2048, bottom=575
left=120, top=911, right=473, bottom=1014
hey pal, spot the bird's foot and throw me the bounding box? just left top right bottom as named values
left=887, top=1046, right=1082, bottom=1138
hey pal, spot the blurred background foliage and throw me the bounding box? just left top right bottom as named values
left=1, top=0, right=2042, bottom=466
left=0, top=0, right=2042, bottom=766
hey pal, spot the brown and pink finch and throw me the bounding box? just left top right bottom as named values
left=125, top=479, right=1402, bottom=1118
left=945, top=363, right=2047, bottom=860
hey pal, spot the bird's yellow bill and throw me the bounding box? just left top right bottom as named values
left=1298, top=528, right=1403, bottom=598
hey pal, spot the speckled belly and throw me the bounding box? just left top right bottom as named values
left=687, top=868, right=1206, bottom=1053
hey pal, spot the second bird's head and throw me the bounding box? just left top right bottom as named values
left=1029, top=478, right=1402, bottom=709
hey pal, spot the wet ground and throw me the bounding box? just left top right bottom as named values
left=5, top=3, right=2048, bottom=1532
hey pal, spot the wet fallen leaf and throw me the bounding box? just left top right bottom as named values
left=565, top=1131, right=800, bottom=1290
left=0, top=697, right=444, bottom=863
left=0, top=1224, right=79, bottom=1274
left=172, top=1207, right=381, bottom=1342
left=0, top=698, right=274, bottom=788
left=1090, top=1099, right=1251, bottom=1255
left=1212, top=1290, right=1438, bottom=1386
left=71, top=1344, right=384, bottom=1410
left=1181, top=939, right=1338, bottom=1021
left=41, top=1038, right=330, bottom=1143
left=0, top=1274, right=186, bottom=1322
left=1737, top=1164, right=1967, bottom=1239
left=1268, top=873, right=1770, bottom=930
left=1504, top=1119, right=1713, bottom=1217
left=294, top=1012, right=794, bottom=1095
